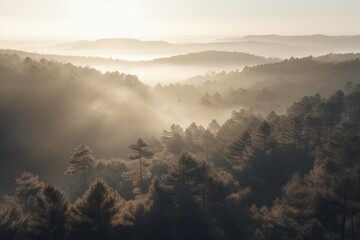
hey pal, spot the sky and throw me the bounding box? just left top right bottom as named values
left=1, top=0, right=360, bottom=42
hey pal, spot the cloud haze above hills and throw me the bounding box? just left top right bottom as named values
left=1, top=0, right=360, bottom=42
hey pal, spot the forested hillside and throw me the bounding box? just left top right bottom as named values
left=1, top=83, right=359, bottom=239
left=185, top=56, right=360, bottom=112
left=0, top=53, right=161, bottom=195
left=1, top=52, right=360, bottom=195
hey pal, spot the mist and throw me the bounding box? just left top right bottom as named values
left=1, top=49, right=359, bottom=194
left=1, top=1, right=360, bottom=239
left=0, top=56, right=161, bottom=193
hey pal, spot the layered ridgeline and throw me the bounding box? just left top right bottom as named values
left=0, top=49, right=279, bottom=85
left=0, top=49, right=279, bottom=68
left=54, top=35, right=360, bottom=58
left=0, top=86, right=359, bottom=240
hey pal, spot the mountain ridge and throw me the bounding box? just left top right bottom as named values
left=54, top=35, right=360, bottom=58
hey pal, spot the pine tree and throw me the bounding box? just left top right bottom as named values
left=184, top=122, right=202, bottom=155
left=285, top=116, right=303, bottom=159
left=0, top=199, right=26, bottom=240
left=146, top=179, right=176, bottom=240
left=216, top=118, right=240, bottom=151
left=208, top=119, right=220, bottom=135
left=165, top=152, right=214, bottom=240
left=345, top=88, right=360, bottom=122
left=266, top=111, right=279, bottom=124
left=344, top=81, right=353, bottom=94
left=29, top=184, right=70, bottom=240
left=226, top=131, right=251, bottom=170
left=201, top=129, right=215, bottom=162
left=313, top=131, right=360, bottom=240
left=323, top=90, right=345, bottom=132
left=127, top=138, right=154, bottom=194
left=251, top=121, right=272, bottom=151
left=65, top=143, right=96, bottom=189
left=70, top=179, right=125, bottom=240
left=193, top=161, right=212, bottom=209
left=15, top=171, right=43, bottom=213
left=161, top=124, right=186, bottom=155
left=166, top=152, right=198, bottom=207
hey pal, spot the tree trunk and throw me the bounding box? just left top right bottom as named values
left=97, top=192, right=101, bottom=239
left=305, top=125, right=309, bottom=153
left=351, top=214, right=354, bottom=240
left=202, top=180, right=205, bottom=209
left=205, top=142, right=209, bottom=162
left=341, top=186, right=347, bottom=240
left=139, top=153, right=143, bottom=194
left=51, top=202, right=56, bottom=240
left=82, top=156, right=87, bottom=190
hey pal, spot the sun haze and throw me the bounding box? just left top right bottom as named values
left=1, top=0, right=360, bottom=42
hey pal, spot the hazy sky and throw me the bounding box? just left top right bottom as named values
left=1, top=0, right=360, bottom=42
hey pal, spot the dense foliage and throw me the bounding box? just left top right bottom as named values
left=1, top=84, right=359, bottom=239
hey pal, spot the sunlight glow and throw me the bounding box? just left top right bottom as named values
left=1, top=0, right=360, bottom=41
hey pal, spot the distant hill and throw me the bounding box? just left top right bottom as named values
left=55, top=36, right=360, bottom=58
left=53, top=38, right=313, bottom=58
left=0, top=49, right=129, bottom=66
left=148, top=51, right=279, bottom=66
left=54, top=38, right=174, bottom=57
left=222, top=34, right=360, bottom=46
left=0, top=49, right=279, bottom=68
left=187, top=56, right=360, bottom=105
left=315, top=53, right=360, bottom=62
